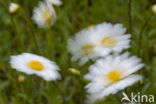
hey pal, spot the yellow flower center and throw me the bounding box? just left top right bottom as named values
left=42, top=8, right=53, bottom=25
left=107, top=70, right=121, bottom=82
left=28, top=60, right=44, bottom=71
left=81, top=44, right=94, bottom=56
left=101, top=36, right=116, bottom=48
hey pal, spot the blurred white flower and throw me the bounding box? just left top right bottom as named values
left=84, top=52, right=144, bottom=103
left=10, top=53, right=61, bottom=81
left=32, top=2, right=56, bottom=28
left=68, top=22, right=131, bottom=66
left=152, top=4, right=156, bottom=14
left=9, top=2, right=19, bottom=13
left=93, top=22, right=131, bottom=57
left=46, top=0, right=62, bottom=6
left=68, top=28, right=100, bottom=66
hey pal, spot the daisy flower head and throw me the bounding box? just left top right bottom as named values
left=93, top=22, right=131, bottom=57
left=10, top=53, right=61, bottom=81
left=68, top=27, right=102, bottom=66
left=84, top=52, right=144, bottom=103
left=32, top=1, right=56, bottom=28
left=9, top=2, right=19, bottom=14
left=68, top=22, right=131, bottom=66
left=45, top=0, right=62, bottom=6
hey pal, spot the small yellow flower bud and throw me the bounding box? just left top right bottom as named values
left=88, top=25, right=94, bottom=29
left=18, top=76, right=25, bottom=83
left=152, top=4, right=156, bottom=14
left=69, top=68, right=80, bottom=75
left=9, top=2, right=19, bottom=14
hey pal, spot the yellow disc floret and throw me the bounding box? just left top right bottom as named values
left=101, top=36, right=116, bottom=48
left=81, top=44, right=94, bottom=56
left=42, top=8, right=53, bottom=25
left=107, top=70, right=121, bottom=82
left=28, top=60, right=44, bottom=71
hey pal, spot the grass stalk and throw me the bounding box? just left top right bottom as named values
left=128, top=0, right=132, bottom=34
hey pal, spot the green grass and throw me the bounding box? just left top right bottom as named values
left=0, top=0, right=156, bottom=104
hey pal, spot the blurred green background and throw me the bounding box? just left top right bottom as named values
left=0, top=0, right=156, bottom=104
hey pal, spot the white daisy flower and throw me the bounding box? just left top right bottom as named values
left=10, top=53, right=61, bottom=81
left=32, top=2, right=56, bottom=28
left=84, top=52, right=144, bottom=102
left=68, top=28, right=101, bottom=66
left=45, top=0, right=62, bottom=6
left=93, top=22, right=131, bottom=57
left=9, top=2, right=19, bottom=14
left=68, top=22, right=131, bottom=66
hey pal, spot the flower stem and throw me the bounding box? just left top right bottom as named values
left=53, top=82, right=66, bottom=104
left=138, top=16, right=153, bottom=56
left=137, top=16, right=152, bottom=92
left=128, top=0, right=132, bottom=34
